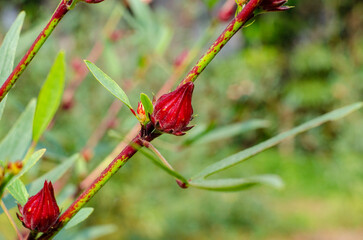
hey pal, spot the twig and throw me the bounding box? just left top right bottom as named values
left=0, top=200, right=23, bottom=240
left=180, top=0, right=258, bottom=85
left=0, top=0, right=70, bottom=102
left=140, top=139, right=174, bottom=170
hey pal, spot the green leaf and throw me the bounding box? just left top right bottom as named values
left=140, top=93, right=153, bottom=117
left=203, top=0, right=220, bottom=9
left=33, top=51, right=65, bottom=143
left=0, top=99, right=36, bottom=162
left=65, top=208, right=94, bottom=230
left=138, top=147, right=188, bottom=184
left=185, top=119, right=269, bottom=146
left=189, top=175, right=284, bottom=192
left=0, top=12, right=25, bottom=86
left=0, top=12, right=25, bottom=119
left=85, top=60, right=132, bottom=109
left=193, top=102, right=363, bottom=179
left=55, top=225, right=117, bottom=240
left=7, top=179, right=29, bottom=205
left=0, top=99, right=5, bottom=121
left=29, top=154, right=78, bottom=195
left=6, top=149, right=45, bottom=187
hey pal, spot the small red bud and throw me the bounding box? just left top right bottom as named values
left=137, top=102, right=147, bottom=124
left=7, top=161, right=23, bottom=175
left=81, top=148, right=94, bottom=162
left=151, top=82, right=194, bottom=136
left=174, top=50, right=189, bottom=68
left=17, top=181, right=60, bottom=233
left=176, top=179, right=188, bottom=189
left=259, top=0, right=290, bottom=12
left=109, top=30, right=123, bottom=42
left=218, top=0, right=236, bottom=22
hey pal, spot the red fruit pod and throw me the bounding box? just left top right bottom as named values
left=17, top=181, right=60, bottom=233
left=151, top=82, right=194, bottom=136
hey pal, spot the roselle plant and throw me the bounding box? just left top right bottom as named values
left=0, top=0, right=362, bottom=239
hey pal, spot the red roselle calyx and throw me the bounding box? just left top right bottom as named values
left=151, top=82, right=194, bottom=136
left=17, top=181, right=60, bottom=233
left=259, top=0, right=290, bottom=12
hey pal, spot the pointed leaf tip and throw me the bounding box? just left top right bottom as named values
left=84, top=60, right=133, bottom=110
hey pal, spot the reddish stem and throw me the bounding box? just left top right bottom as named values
left=39, top=126, right=160, bottom=239
left=0, top=0, right=69, bottom=102
left=180, top=0, right=260, bottom=85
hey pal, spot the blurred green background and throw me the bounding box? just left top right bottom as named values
left=0, top=0, right=362, bottom=239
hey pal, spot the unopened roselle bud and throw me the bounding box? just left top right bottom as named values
left=151, top=82, right=194, bottom=136
left=137, top=102, right=147, bottom=124
left=259, top=0, right=290, bottom=12
left=7, top=161, right=23, bottom=175
left=17, top=181, right=60, bottom=233
left=218, top=0, right=237, bottom=22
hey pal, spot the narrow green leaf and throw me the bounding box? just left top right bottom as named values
left=193, top=102, right=363, bottom=179
left=0, top=12, right=25, bottom=86
left=138, top=147, right=188, bottom=184
left=140, top=93, right=153, bottom=116
left=65, top=208, right=94, bottom=230
left=6, top=149, right=45, bottom=187
left=187, top=119, right=269, bottom=146
left=55, top=225, right=117, bottom=240
left=0, top=98, right=5, bottom=121
left=33, top=51, right=65, bottom=143
left=0, top=99, right=36, bottom=162
left=189, top=175, right=284, bottom=192
left=0, top=12, right=25, bottom=119
left=85, top=60, right=132, bottom=109
left=29, top=154, right=78, bottom=195
left=7, top=179, right=29, bottom=205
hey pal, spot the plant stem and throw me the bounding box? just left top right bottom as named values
left=141, top=140, right=174, bottom=170
left=0, top=0, right=69, bottom=102
left=0, top=200, right=23, bottom=240
left=39, top=127, right=160, bottom=239
left=179, top=0, right=261, bottom=86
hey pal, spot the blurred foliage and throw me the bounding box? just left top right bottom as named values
left=0, top=0, right=362, bottom=239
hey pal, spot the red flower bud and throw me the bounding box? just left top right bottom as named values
left=17, top=181, right=60, bottom=233
left=137, top=101, right=147, bottom=123
left=174, top=50, right=189, bottom=68
left=151, top=82, right=194, bottom=136
left=7, top=161, right=23, bottom=175
left=259, top=0, right=290, bottom=12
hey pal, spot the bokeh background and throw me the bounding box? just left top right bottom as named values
left=0, top=0, right=362, bottom=239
